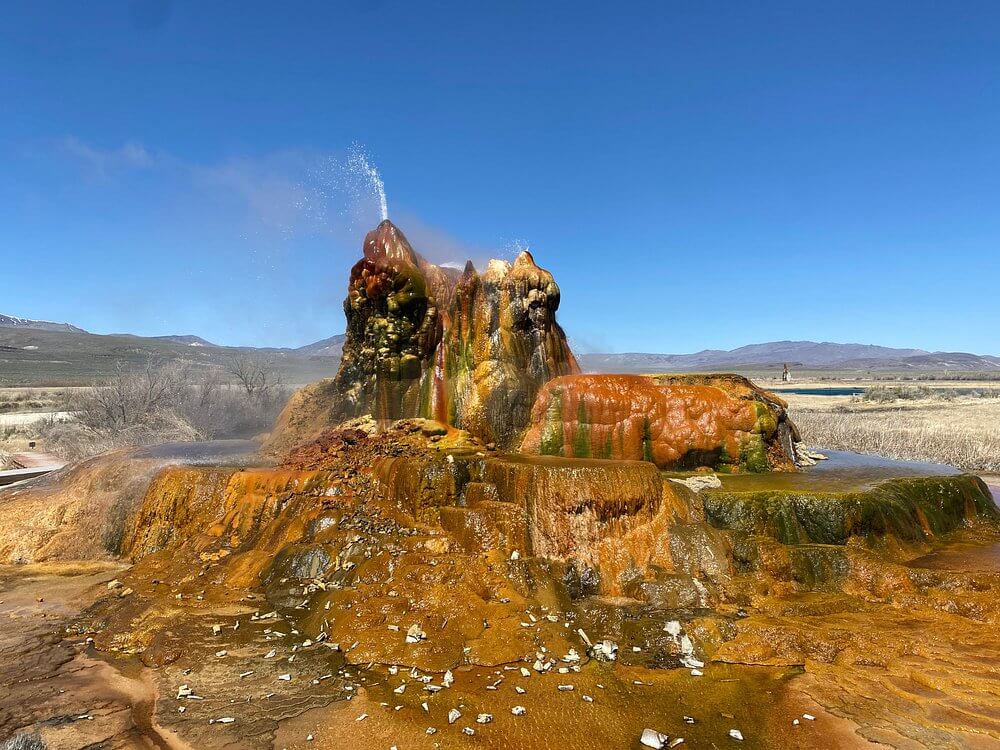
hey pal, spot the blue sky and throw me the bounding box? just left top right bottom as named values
left=2, top=1, right=999, bottom=353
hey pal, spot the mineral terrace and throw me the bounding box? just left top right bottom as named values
left=2, top=221, right=999, bottom=750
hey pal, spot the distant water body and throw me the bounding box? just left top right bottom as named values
left=772, top=387, right=864, bottom=396
left=773, top=385, right=996, bottom=397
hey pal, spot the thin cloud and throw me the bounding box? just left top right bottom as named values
left=56, top=136, right=155, bottom=174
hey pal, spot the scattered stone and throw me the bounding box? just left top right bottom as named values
left=592, top=639, right=618, bottom=661
left=476, top=713, right=493, bottom=724
left=512, top=706, right=526, bottom=715
left=405, top=624, right=426, bottom=643
left=640, top=728, right=669, bottom=748
left=729, top=729, right=744, bottom=741
left=669, top=475, right=722, bottom=492
left=448, top=709, right=461, bottom=724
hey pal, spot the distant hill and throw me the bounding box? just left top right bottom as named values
left=579, top=340, right=1000, bottom=373
left=0, top=313, right=86, bottom=334
left=0, top=326, right=340, bottom=387
left=296, top=333, right=346, bottom=357
left=4, top=313, right=1000, bottom=389
left=146, top=334, right=218, bottom=347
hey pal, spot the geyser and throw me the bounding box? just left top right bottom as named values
left=348, top=145, right=388, bottom=221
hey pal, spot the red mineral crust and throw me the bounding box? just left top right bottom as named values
left=520, top=373, right=795, bottom=471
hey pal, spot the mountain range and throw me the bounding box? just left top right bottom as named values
left=3, top=313, right=998, bottom=385
left=578, top=341, right=1000, bottom=372
left=0, top=314, right=86, bottom=334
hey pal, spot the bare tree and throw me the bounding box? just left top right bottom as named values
left=80, top=358, right=191, bottom=431
left=225, top=353, right=283, bottom=399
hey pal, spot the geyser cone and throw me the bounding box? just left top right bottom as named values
left=362, top=219, right=420, bottom=266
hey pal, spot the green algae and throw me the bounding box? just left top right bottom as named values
left=703, top=475, right=999, bottom=546
left=538, top=390, right=565, bottom=456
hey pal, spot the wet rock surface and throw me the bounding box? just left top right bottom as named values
left=520, top=374, right=797, bottom=472
left=4, top=426, right=999, bottom=748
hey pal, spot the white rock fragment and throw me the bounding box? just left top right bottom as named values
left=443, top=669, right=454, bottom=687
left=511, top=706, right=526, bottom=715
left=803, top=713, right=816, bottom=721
left=729, top=729, right=744, bottom=741
left=592, top=639, right=618, bottom=662
left=476, top=713, right=493, bottom=724
left=448, top=708, right=461, bottom=724
left=278, top=674, right=291, bottom=681
left=640, top=728, right=669, bottom=748
left=519, top=667, right=531, bottom=678
left=669, top=475, right=722, bottom=492
left=405, top=624, right=426, bottom=643
left=355, top=713, right=368, bottom=722
left=557, top=684, right=574, bottom=691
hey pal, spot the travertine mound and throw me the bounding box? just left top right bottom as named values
left=266, top=220, right=578, bottom=451
left=520, top=373, right=797, bottom=471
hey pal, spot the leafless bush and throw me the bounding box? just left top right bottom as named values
left=35, top=358, right=289, bottom=460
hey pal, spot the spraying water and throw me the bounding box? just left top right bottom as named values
left=347, top=145, right=388, bottom=221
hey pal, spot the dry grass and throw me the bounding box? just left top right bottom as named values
left=789, top=394, right=1000, bottom=473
